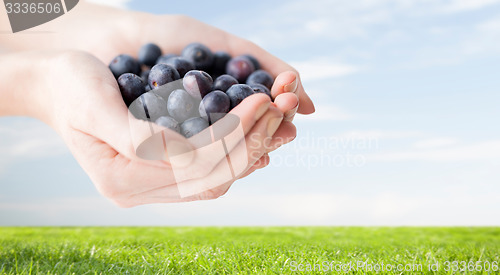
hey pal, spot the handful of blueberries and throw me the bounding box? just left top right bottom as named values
left=109, top=42, right=274, bottom=138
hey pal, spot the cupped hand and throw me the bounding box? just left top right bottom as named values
left=9, top=3, right=314, bottom=151
left=44, top=50, right=287, bottom=206
left=3, top=3, right=315, bottom=205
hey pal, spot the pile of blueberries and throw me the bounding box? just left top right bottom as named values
left=109, top=42, right=274, bottom=138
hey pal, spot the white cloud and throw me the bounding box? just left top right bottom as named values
left=439, top=0, right=500, bottom=13
left=290, top=60, right=361, bottom=82
left=0, top=119, right=68, bottom=162
left=0, top=196, right=108, bottom=213
left=336, top=130, right=423, bottom=140
left=478, top=17, right=500, bottom=31
left=86, top=0, right=131, bottom=9
left=226, top=0, right=500, bottom=68
left=295, top=105, right=354, bottom=121
left=2, top=192, right=499, bottom=225
left=413, top=137, right=459, bottom=149
left=368, top=140, right=500, bottom=162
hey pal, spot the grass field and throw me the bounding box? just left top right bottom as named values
left=0, top=227, right=499, bottom=274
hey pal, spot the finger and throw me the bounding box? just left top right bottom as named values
left=267, top=121, right=296, bottom=153
left=127, top=107, right=280, bottom=205
left=126, top=183, right=186, bottom=206
left=166, top=93, right=271, bottom=183
left=176, top=108, right=280, bottom=200
left=254, top=153, right=271, bottom=169
left=274, top=92, right=299, bottom=122
left=271, top=71, right=298, bottom=98
left=133, top=116, right=277, bottom=204
left=181, top=123, right=274, bottom=200
left=174, top=106, right=283, bottom=198
left=224, top=38, right=315, bottom=114
left=238, top=153, right=270, bottom=179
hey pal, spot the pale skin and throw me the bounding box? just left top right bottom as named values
left=0, top=2, right=315, bottom=207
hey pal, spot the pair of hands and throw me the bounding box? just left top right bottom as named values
left=1, top=4, right=315, bottom=207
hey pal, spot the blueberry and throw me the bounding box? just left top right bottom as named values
left=140, top=69, right=150, bottom=83
left=199, top=90, right=230, bottom=124
left=212, top=51, right=231, bottom=74
left=182, top=70, right=213, bottom=98
left=213, top=74, right=238, bottom=92
left=138, top=43, right=162, bottom=67
left=164, top=57, right=195, bottom=77
left=181, top=117, right=210, bottom=138
left=109, top=54, right=141, bottom=79
left=167, top=89, right=199, bottom=123
left=181, top=43, right=214, bottom=71
left=246, top=70, right=274, bottom=90
left=138, top=92, right=168, bottom=121
left=155, top=116, right=180, bottom=133
left=226, top=56, right=255, bottom=82
left=226, top=84, right=255, bottom=109
left=156, top=54, right=178, bottom=65
left=242, top=54, right=261, bottom=70
left=117, top=73, right=146, bottom=106
left=249, top=83, right=272, bottom=99
left=148, top=64, right=180, bottom=89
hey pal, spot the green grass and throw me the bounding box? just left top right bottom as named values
left=0, top=227, right=499, bottom=274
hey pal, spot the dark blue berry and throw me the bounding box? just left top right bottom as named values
left=140, top=69, right=150, bottom=83
left=156, top=54, right=178, bottom=65
left=181, top=43, right=214, bottom=71
left=226, top=84, right=255, bottom=109
left=249, top=83, right=272, bottom=99
left=167, top=89, right=199, bottom=123
left=117, top=73, right=146, bottom=106
left=226, top=56, right=255, bottom=82
left=138, top=43, right=162, bottom=67
left=182, top=70, right=213, bottom=98
left=213, top=74, right=238, bottom=92
left=155, top=116, right=180, bottom=133
left=181, top=117, right=209, bottom=138
left=199, top=90, right=230, bottom=124
left=212, top=51, right=231, bottom=74
left=246, top=70, right=274, bottom=89
left=148, top=64, right=180, bottom=89
left=139, top=92, right=168, bottom=121
left=164, top=57, right=195, bottom=77
left=242, top=54, right=261, bottom=70
left=109, top=54, right=141, bottom=78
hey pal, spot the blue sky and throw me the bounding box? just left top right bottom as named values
left=1, top=0, right=500, bottom=225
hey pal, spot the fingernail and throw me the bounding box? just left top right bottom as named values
left=284, top=102, right=299, bottom=122
left=267, top=116, right=283, bottom=137
left=283, top=77, right=298, bottom=94
left=255, top=100, right=271, bottom=120
left=166, top=140, right=195, bottom=168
